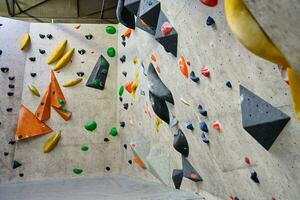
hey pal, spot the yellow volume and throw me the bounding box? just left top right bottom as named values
left=43, top=131, right=61, bottom=153
left=28, top=84, right=40, bottom=97
left=53, top=48, right=75, bottom=71
left=48, top=40, right=68, bottom=64
left=63, top=77, right=83, bottom=87
left=20, top=33, right=30, bottom=50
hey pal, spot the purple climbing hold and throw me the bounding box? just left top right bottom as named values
left=250, top=171, right=260, bottom=184
left=198, top=105, right=207, bottom=117
left=226, top=81, right=232, bottom=88
left=186, top=121, right=194, bottom=130
left=206, top=16, right=215, bottom=26
left=201, top=133, right=209, bottom=144
left=190, top=71, right=200, bottom=83
left=199, top=122, right=208, bottom=132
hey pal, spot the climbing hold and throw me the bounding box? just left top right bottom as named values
left=104, top=138, right=110, bottom=142
left=170, top=116, right=178, bottom=127
left=8, top=84, right=15, bottom=88
left=179, top=56, right=189, bottom=78
left=7, top=92, right=14, bottom=96
left=150, top=54, right=157, bottom=62
left=133, top=155, right=146, bottom=169
left=244, top=157, right=251, bottom=165
left=28, top=84, right=40, bottom=97
left=106, top=167, right=110, bottom=171
left=8, top=76, right=15, bottom=80
left=120, top=121, right=125, bottom=128
left=39, top=34, right=45, bottom=39
left=119, top=97, right=123, bottom=102
left=46, top=34, right=53, bottom=39
left=8, top=140, right=16, bottom=145
left=43, top=131, right=61, bottom=153
left=172, top=169, right=183, bottom=189
left=123, top=28, right=132, bottom=38
left=138, top=0, right=161, bottom=31
left=110, top=127, right=118, bottom=136
left=63, top=78, right=83, bottom=87
left=226, top=81, right=232, bottom=88
left=116, top=0, right=135, bottom=29
left=6, top=108, right=13, bottom=112
left=140, top=90, right=145, bottom=96
left=149, top=91, right=170, bottom=124
left=20, top=33, right=30, bottom=50
left=201, top=65, right=210, bottom=77
left=73, top=168, right=83, bottom=174
left=125, top=81, right=133, bottom=94
left=85, top=34, right=93, bottom=40
left=120, top=55, right=126, bottom=63
left=35, top=83, right=51, bottom=121
left=119, top=85, right=125, bottom=96
left=131, top=80, right=139, bottom=97
left=212, top=120, right=221, bottom=132
left=161, top=21, right=173, bottom=36
left=4, top=152, right=9, bottom=156
left=190, top=71, right=200, bottom=83
left=250, top=171, right=260, bottom=184
left=30, top=73, right=37, bottom=78
left=48, top=40, right=67, bottom=64
left=1, top=67, right=9, bottom=73
left=106, top=25, right=116, bottom=34
left=107, top=47, right=116, bottom=57
left=51, top=71, right=66, bottom=109
left=53, top=107, right=72, bottom=121
left=78, top=49, right=86, bottom=55
left=206, top=16, right=215, bottom=26
left=53, top=48, right=75, bottom=71
left=173, top=129, right=189, bottom=157
left=186, top=121, right=194, bottom=130
left=77, top=72, right=84, bottom=77
left=155, top=117, right=162, bottom=132
left=198, top=105, right=207, bottom=117
left=199, top=122, right=208, bottom=132
left=155, top=66, right=161, bottom=73
left=74, top=24, right=81, bottom=29
left=0, top=49, right=2, bottom=55
left=200, top=0, right=218, bottom=7
left=133, top=56, right=138, bottom=65
left=29, top=57, right=36, bottom=62
left=123, top=103, right=129, bottom=110
left=128, top=160, right=132, bottom=164
left=81, top=145, right=89, bottom=151
left=240, top=85, right=290, bottom=150
left=84, top=120, right=97, bottom=131
left=122, top=71, right=127, bottom=77
left=180, top=98, right=190, bottom=106
left=121, top=41, right=126, bottom=47
left=39, top=49, right=45, bottom=54
left=201, top=133, right=209, bottom=144
left=182, top=156, right=203, bottom=182
left=12, top=160, right=22, bottom=169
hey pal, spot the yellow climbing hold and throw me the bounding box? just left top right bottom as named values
left=53, top=48, right=75, bottom=71
left=133, top=56, right=138, bottom=65
left=131, top=80, right=139, bottom=97
left=287, top=68, right=300, bottom=122
left=155, top=117, right=162, bottom=133
left=28, top=84, right=40, bottom=97
left=20, top=33, right=30, bottom=50
left=63, top=77, right=83, bottom=87
left=43, top=131, right=61, bottom=153
left=48, top=40, right=68, bottom=64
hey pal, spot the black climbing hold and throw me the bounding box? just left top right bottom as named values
left=128, top=160, right=132, bottom=164
left=121, top=41, right=126, bottom=47
left=78, top=49, right=86, bottom=55
left=8, top=140, right=16, bottom=145
left=123, top=103, right=129, bottom=110
left=12, top=160, right=22, bottom=169
left=19, top=173, right=24, bottom=177
left=186, top=122, right=194, bottom=130
left=6, top=108, right=13, bottom=112
left=124, top=0, right=141, bottom=16
left=206, top=16, right=215, bottom=26
left=172, top=169, right=183, bottom=189
left=147, top=63, right=174, bottom=104
left=29, top=57, right=36, bottom=62
left=121, top=35, right=126, bottom=41
left=199, top=122, right=208, bottom=132
left=46, top=34, right=53, bottom=39
left=198, top=105, right=207, bottom=117
left=190, top=71, right=200, bottom=83
left=120, top=121, right=126, bottom=128
left=1, top=67, right=9, bottom=73
left=0, top=24, right=2, bottom=26
left=39, top=34, right=45, bottom=39
left=0, top=49, right=2, bottom=55
left=86, top=55, right=110, bottom=90
left=250, top=171, right=260, bottom=184
left=226, top=81, right=232, bottom=88
left=240, top=85, right=290, bottom=150
left=135, top=17, right=156, bottom=35
left=154, top=11, right=178, bottom=57
left=201, top=133, right=209, bottom=144
left=122, top=71, right=127, bottom=77
left=182, top=156, right=203, bottom=182
left=149, top=90, right=170, bottom=124
left=4, top=152, right=9, bottom=156
left=85, top=34, right=93, bottom=40
left=116, top=0, right=136, bottom=29
left=104, top=138, right=110, bottom=142
left=30, top=73, right=37, bottom=77
left=8, top=84, right=15, bottom=88
left=106, top=167, right=110, bottom=171
left=123, top=144, right=128, bottom=149
left=138, top=0, right=161, bottom=31
left=119, top=97, right=123, bottom=102
left=39, top=49, right=46, bottom=54
left=7, top=92, right=14, bottom=96
left=8, top=76, right=15, bottom=80
left=173, top=129, right=189, bottom=157
left=120, top=55, right=126, bottom=63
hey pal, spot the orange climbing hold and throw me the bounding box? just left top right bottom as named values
left=151, top=54, right=157, bottom=62
left=53, top=106, right=72, bottom=121
left=140, top=19, right=148, bottom=27
left=133, top=155, right=146, bottom=169
left=125, top=81, right=133, bottom=93
left=50, top=71, right=66, bottom=109
left=179, top=56, right=189, bottom=78
left=35, top=83, right=51, bottom=122
left=15, top=105, right=53, bottom=140
left=156, top=66, right=161, bottom=73
left=123, top=28, right=132, bottom=38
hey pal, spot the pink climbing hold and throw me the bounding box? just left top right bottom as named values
left=212, top=121, right=221, bottom=132
left=201, top=65, right=210, bottom=77
left=200, top=0, right=217, bottom=7
left=161, top=22, right=173, bottom=36
left=244, top=157, right=251, bottom=165
left=187, top=61, right=191, bottom=66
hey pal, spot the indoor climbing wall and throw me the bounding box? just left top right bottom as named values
left=117, top=0, right=300, bottom=199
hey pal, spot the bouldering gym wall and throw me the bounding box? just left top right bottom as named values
left=0, top=0, right=300, bottom=200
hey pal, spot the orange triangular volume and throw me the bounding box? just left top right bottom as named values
left=35, top=83, right=51, bottom=121
left=53, top=106, right=72, bottom=121
left=51, top=71, right=66, bottom=109
left=15, top=105, right=53, bottom=140
left=133, top=155, right=146, bottom=169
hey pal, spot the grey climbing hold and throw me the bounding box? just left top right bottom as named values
left=86, top=55, right=109, bottom=90
left=173, top=129, right=189, bottom=157
left=149, top=90, right=169, bottom=124
left=138, top=0, right=161, bottom=32
left=116, top=0, right=136, bottom=29
left=172, top=169, right=183, bottom=189
left=182, top=156, right=203, bottom=182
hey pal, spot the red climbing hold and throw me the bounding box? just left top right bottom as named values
left=151, top=54, right=157, bottom=62
left=201, top=65, right=210, bottom=77
left=161, top=22, right=173, bottom=36
left=125, top=81, right=133, bottom=93
left=272, top=197, right=276, bottom=200
left=187, top=61, right=191, bottom=66
left=244, top=157, right=251, bottom=165
left=74, top=24, right=81, bottom=29
left=212, top=121, right=221, bottom=132
left=179, top=56, right=189, bottom=78
left=200, top=0, right=217, bottom=7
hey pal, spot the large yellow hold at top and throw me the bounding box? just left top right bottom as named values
left=48, top=40, right=67, bottom=64
left=20, top=33, right=30, bottom=50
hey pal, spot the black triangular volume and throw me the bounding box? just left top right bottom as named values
left=240, top=85, right=290, bottom=150
left=149, top=91, right=170, bottom=124
left=182, top=156, right=203, bottom=182
left=117, top=0, right=136, bottom=29
left=135, top=17, right=155, bottom=35
left=124, top=0, right=141, bottom=16
left=172, top=169, right=183, bottom=189
left=12, top=160, right=22, bottom=169
left=138, top=0, right=160, bottom=32
left=147, top=63, right=174, bottom=104
left=86, top=55, right=110, bottom=90
left=155, top=11, right=178, bottom=57
left=173, top=129, right=189, bottom=157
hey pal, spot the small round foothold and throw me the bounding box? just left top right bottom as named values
left=46, top=34, right=53, bottom=39
left=19, top=173, right=24, bottom=177
left=128, top=160, right=132, bottom=164
left=107, top=47, right=116, bottom=57
left=4, top=152, right=9, bottom=156
left=119, top=97, right=123, bottom=102
left=109, top=127, right=118, bottom=136
left=39, top=34, right=45, bottom=39
left=85, top=34, right=93, bottom=40
left=123, top=144, right=127, bottom=149
left=30, top=73, right=37, bottom=77
left=106, top=167, right=110, bottom=171
left=104, top=138, right=110, bottom=142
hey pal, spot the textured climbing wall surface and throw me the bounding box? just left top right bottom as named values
left=118, top=0, right=300, bottom=199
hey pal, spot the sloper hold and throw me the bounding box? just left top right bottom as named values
left=35, top=83, right=51, bottom=121
left=86, top=55, right=110, bottom=90
left=182, top=156, right=203, bottom=182
left=173, top=129, right=189, bottom=157
left=149, top=91, right=170, bottom=124
left=124, top=0, right=140, bottom=16
left=117, top=0, right=135, bottom=29
left=147, top=63, right=174, bottom=104
left=155, top=11, right=178, bottom=57
left=15, top=105, right=53, bottom=140
left=138, top=0, right=161, bottom=31
left=240, top=85, right=290, bottom=150
left=172, top=169, right=183, bottom=189
left=135, top=17, right=156, bottom=35
left=51, top=71, right=66, bottom=109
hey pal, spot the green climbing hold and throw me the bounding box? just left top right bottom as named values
left=61, top=108, right=68, bottom=113
left=107, top=47, right=116, bottom=57
left=81, top=145, right=89, bottom=151
left=110, top=127, right=118, bottom=136
left=84, top=120, right=97, bottom=131
left=58, top=99, right=65, bottom=106
left=106, top=26, right=116, bottom=34
left=73, top=168, right=83, bottom=174
left=119, top=85, right=124, bottom=96
left=100, top=58, right=109, bottom=66
left=92, top=79, right=100, bottom=88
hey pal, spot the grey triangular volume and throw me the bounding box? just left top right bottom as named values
left=124, top=0, right=140, bottom=16
left=182, top=156, right=203, bottom=182
left=117, top=0, right=136, bottom=29
left=86, top=55, right=110, bottom=90
left=172, top=169, right=183, bottom=189
left=173, top=129, right=189, bottom=157
left=138, top=0, right=161, bottom=32
left=240, top=85, right=290, bottom=150
left=155, top=11, right=178, bottom=57
left=135, top=17, right=155, bottom=35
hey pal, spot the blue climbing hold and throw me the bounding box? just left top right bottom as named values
left=226, top=81, right=232, bottom=88
left=234, top=197, right=240, bottom=200
left=190, top=71, right=200, bottom=83
left=199, top=122, right=208, bottom=132
left=140, top=90, right=145, bottom=96
left=201, top=133, right=209, bottom=144
left=206, top=16, right=215, bottom=26
left=198, top=105, right=207, bottom=117
left=186, top=121, right=194, bottom=130
left=250, top=171, right=260, bottom=184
